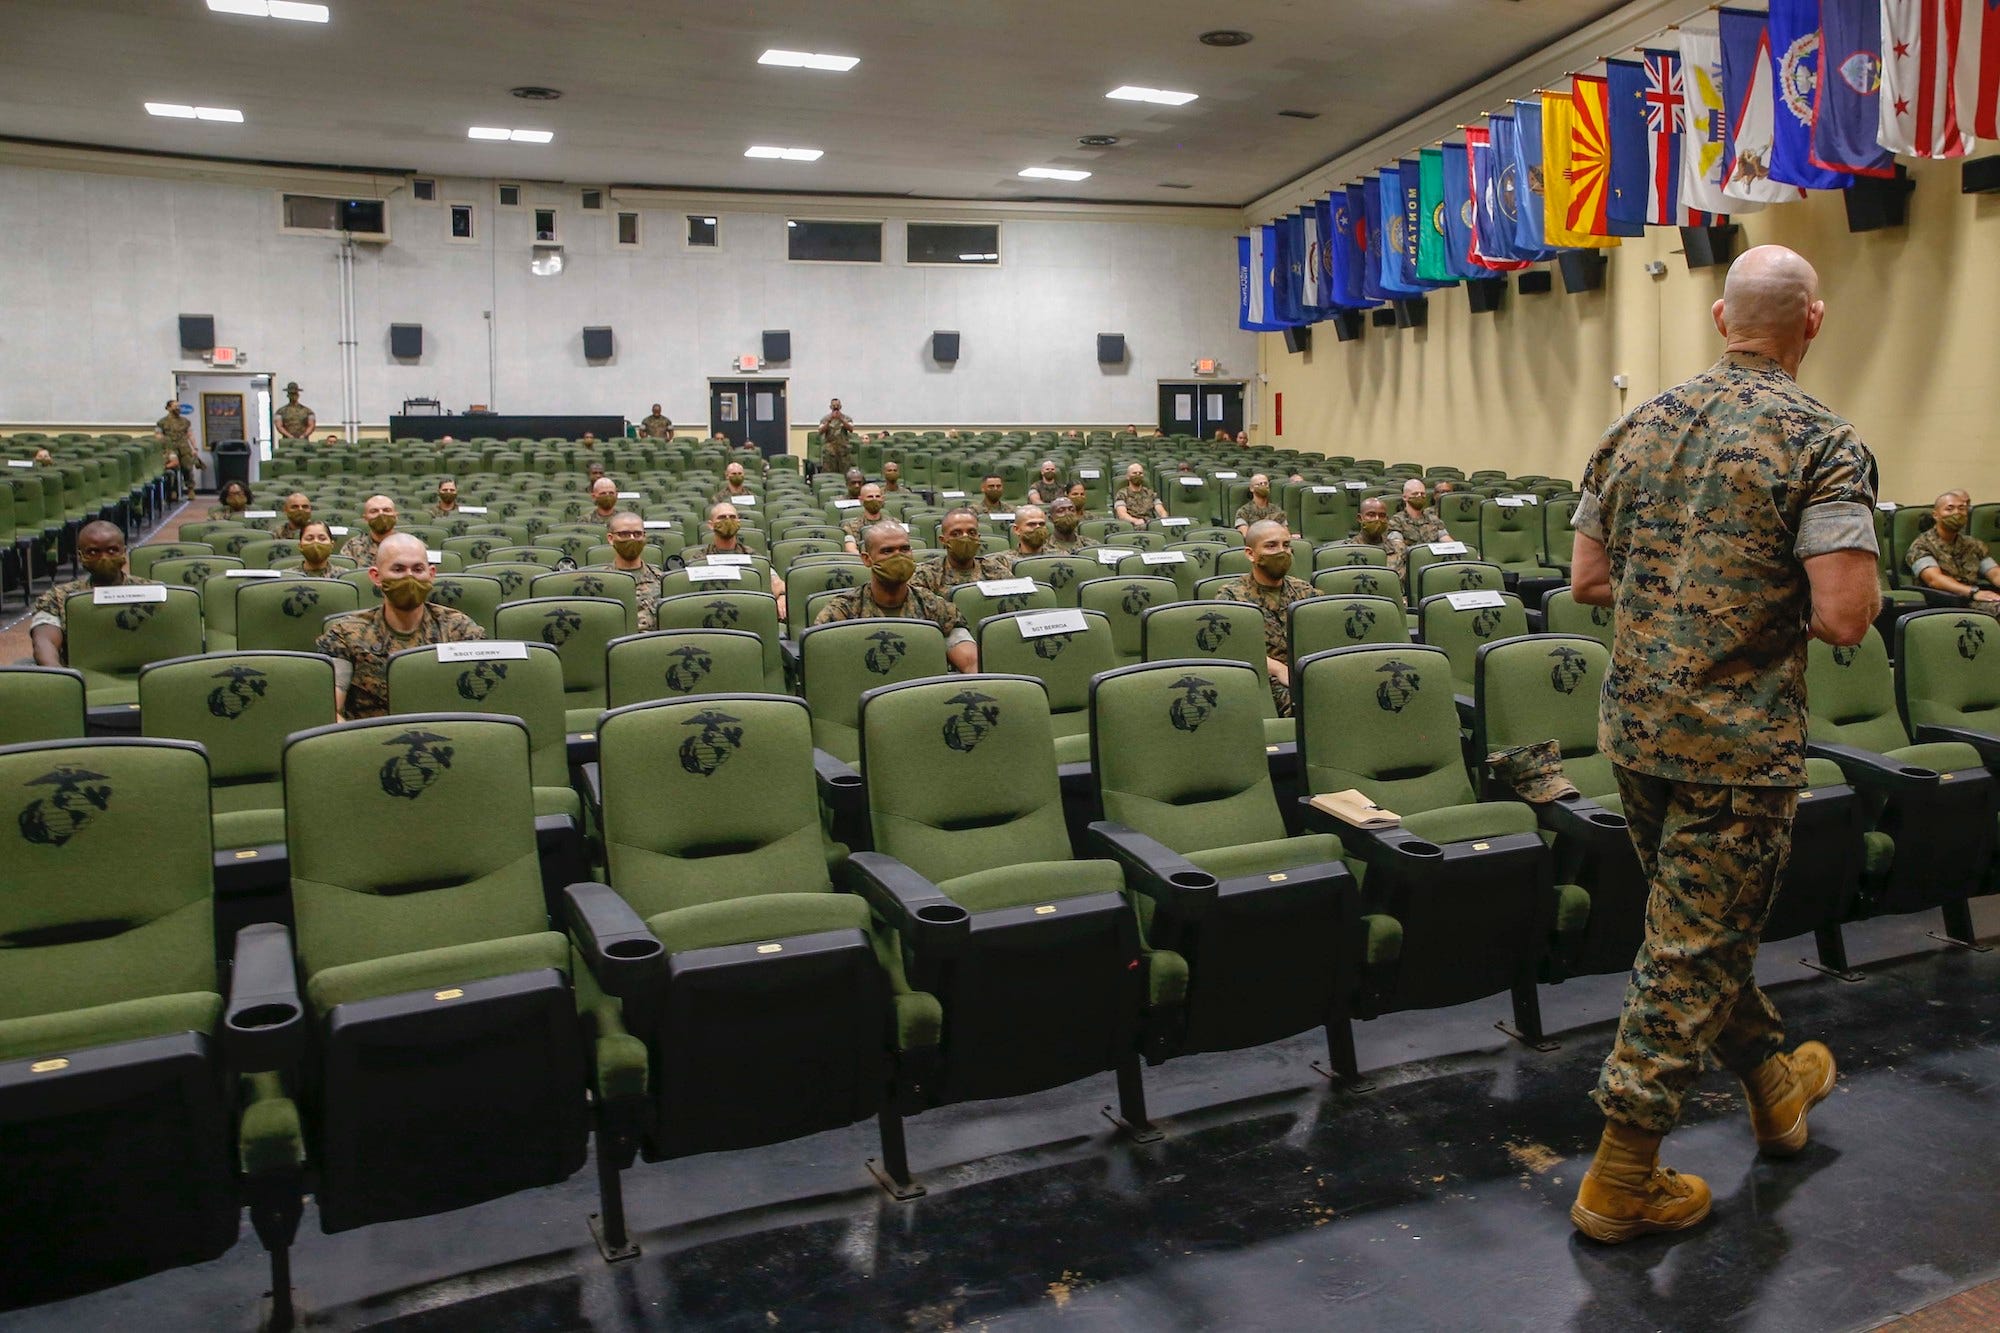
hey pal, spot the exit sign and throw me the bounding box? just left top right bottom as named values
left=210, top=346, right=239, bottom=366
left=1194, top=358, right=1218, bottom=375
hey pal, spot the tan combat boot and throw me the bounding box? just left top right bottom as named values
left=1739, top=1041, right=1836, bottom=1156
left=1569, top=1119, right=1712, bottom=1243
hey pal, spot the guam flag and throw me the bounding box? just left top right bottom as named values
left=1768, top=0, right=1853, bottom=188
left=1465, top=126, right=1531, bottom=270
left=1813, top=0, right=1895, bottom=174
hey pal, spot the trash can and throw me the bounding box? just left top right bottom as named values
left=211, top=438, right=252, bottom=494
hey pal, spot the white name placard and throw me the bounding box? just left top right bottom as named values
left=436, top=640, right=529, bottom=662
left=988, top=512, right=1016, bottom=523
left=1428, top=541, right=1468, bottom=556
left=1445, top=590, right=1505, bottom=611
left=616, top=490, right=641, bottom=499
left=1214, top=470, right=1238, bottom=479
left=1159, top=517, right=1192, bottom=528
left=941, top=490, right=966, bottom=499
left=1140, top=551, right=1186, bottom=566
left=1178, top=476, right=1203, bottom=486
left=1015, top=608, right=1087, bottom=638
left=330, top=526, right=350, bottom=536
left=707, top=553, right=754, bottom=566
left=1098, top=547, right=1137, bottom=565
left=1077, top=469, right=1101, bottom=479
left=833, top=498, right=862, bottom=509
left=458, top=505, right=488, bottom=514
left=243, top=510, right=278, bottom=519
left=1344, top=481, right=1368, bottom=490
left=224, top=569, right=284, bottom=579
left=685, top=565, right=744, bottom=582
left=5, top=459, right=33, bottom=468
left=94, top=584, right=168, bottom=605
left=976, top=577, right=1037, bottom=596
left=732, top=494, right=757, bottom=505
left=1311, top=486, right=1340, bottom=495
left=1496, top=497, right=1527, bottom=508
left=425, top=550, right=444, bottom=563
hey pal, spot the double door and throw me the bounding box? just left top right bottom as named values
left=1157, top=381, right=1245, bottom=439
left=708, top=379, right=788, bottom=456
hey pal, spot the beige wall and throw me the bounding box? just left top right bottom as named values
left=1258, top=152, right=2000, bottom=505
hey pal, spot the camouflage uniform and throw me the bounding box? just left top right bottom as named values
left=974, top=496, right=1013, bottom=519
left=911, top=552, right=1014, bottom=596
left=677, top=541, right=754, bottom=567
left=841, top=509, right=889, bottom=543
left=158, top=412, right=194, bottom=490
left=268, top=518, right=313, bottom=540
left=1114, top=485, right=1161, bottom=525
left=276, top=399, right=314, bottom=440
left=427, top=501, right=460, bottom=520
left=1573, top=349, right=1879, bottom=1134
left=810, top=580, right=969, bottom=647
left=712, top=485, right=756, bottom=506
left=1045, top=529, right=1095, bottom=555
left=1387, top=508, right=1448, bottom=549
left=1027, top=474, right=1068, bottom=505
left=614, top=561, right=666, bottom=631
left=818, top=412, right=854, bottom=474
left=640, top=413, right=673, bottom=440
left=340, top=529, right=387, bottom=565
left=29, top=572, right=160, bottom=665
left=584, top=506, right=626, bottom=527
left=208, top=504, right=252, bottom=521
left=1215, top=570, right=1317, bottom=716
left=1906, top=527, right=2000, bottom=617
left=314, top=602, right=485, bottom=719
left=1343, top=526, right=1410, bottom=577
left=1233, top=498, right=1286, bottom=529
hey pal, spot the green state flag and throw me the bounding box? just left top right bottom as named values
left=1417, top=148, right=1458, bottom=284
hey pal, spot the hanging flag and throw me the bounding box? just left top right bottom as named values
left=1238, top=233, right=1283, bottom=332
left=1543, top=83, right=1626, bottom=246
left=1606, top=60, right=1655, bottom=226
left=1465, top=127, right=1532, bottom=270
left=1298, top=207, right=1324, bottom=315
left=1370, top=173, right=1426, bottom=298
left=1812, top=0, right=1897, bottom=175
left=1399, top=159, right=1454, bottom=288
left=1681, top=28, right=1766, bottom=214
left=1767, top=0, right=1854, bottom=187
left=1721, top=9, right=1809, bottom=202
left=1417, top=148, right=1456, bottom=281
left=1508, top=99, right=1559, bottom=254
left=1440, top=141, right=1503, bottom=277
left=1488, top=112, right=1557, bottom=260
left=1311, top=195, right=1337, bottom=311
left=1351, top=183, right=1394, bottom=304
left=1881, top=0, right=1975, bottom=157
left=1964, top=0, right=2000, bottom=137
left=1274, top=214, right=1306, bottom=323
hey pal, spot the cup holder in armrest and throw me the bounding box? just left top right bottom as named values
left=1168, top=869, right=1218, bottom=891
left=1395, top=838, right=1444, bottom=859
left=915, top=903, right=970, bottom=927
left=227, top=1002, right=302, bottom=1033
left=1586, top=809, right=1626, bottom=829
left=605, top=937, right=664, bottom=962
left=1898, top=765, right=1938, bottom=779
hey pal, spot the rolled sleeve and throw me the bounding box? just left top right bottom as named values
left=1795, top=501, right=1879, bottom=559
left=1980, top=557, right=1998, bottom=577
left=1570, top=491, right=1605, bottom=543
left=27, top=609, right=62, bottom=633
left=1908, top=551, right=1940, bottom=577
left=945, top=627, right=974, bottom=651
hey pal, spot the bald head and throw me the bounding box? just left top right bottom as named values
left=374, top=532, right=427, bottom=569
left=1715, top=245, right=1824, bottom=372
left=1245, top=519, right=1288, bottom=548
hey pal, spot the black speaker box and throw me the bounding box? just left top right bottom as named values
left=1846, top=167, right=1914, bottom=231
left=1518, top=270, right=1554, bottom=295
left=932, top=330, right=961, bottom=363
left=1679, top=224, right=1740, bottom=269
left=1332, top=310, right=1365, bottom=342
left=1370, top=308, right=1397, bottom=328
left=389, top=323, right=423, bottom=358
left=583, top=326, right=614, bottom=361
left=1097, top=333, right=1126, bottom=364
left=1558, top=251, right=1607, bottom=293
left=1465, top=278, right=1507, bottom=314
left=1283, top=325, right=1312, bottom=354
left=1964, top=156, right=2000, bottom=194
left=1392, top=298, right=1428, bottom=329
left=762, top=329, right=791, bottom=362
left=179, top=314, right=215, bottom=351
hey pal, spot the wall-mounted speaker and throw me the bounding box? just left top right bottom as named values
left=1678, top=224, right=1740, bottom=270
left=1465, top=278, right=1507, bottom=314
left=1282, top=325, right=1312, bottom=354
left=1097, top=333, right=1126, bottom=364
left=390, top=323, right=423, bottom=359
left=1558, top=251, right=1607, bottom=293
left=1518, top=270, right=1553, bottom=295
left=762, top=329, right=791, bottom=362
left=582, top=326, right=614, bottom=361
left=1846, top=167, right=1915, bottom=231
left=1964, top=156, right=2000, bottom=194
left=1392, top=297, right=1428, bottom=329
left=1332, top=310, right=1365, bottom=342
left=1370, top=308, right=1397, bottom=328
left=179, top=314, right=215, bottom=351
left=931, top=330, right=960, bottom=363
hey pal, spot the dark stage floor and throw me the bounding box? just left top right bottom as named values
left=7, top=899, right=1998, bottom=1333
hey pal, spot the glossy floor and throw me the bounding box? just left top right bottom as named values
left=6, top=900, right=1997, bottom=1332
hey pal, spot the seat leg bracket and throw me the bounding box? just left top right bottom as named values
left=1494, top=1020, right=1561, bottom=1052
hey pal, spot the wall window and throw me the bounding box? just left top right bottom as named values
left=533, top=207, right=559, bottom=243
left=279, top=193, right=388, bottom=239
left=907, top=221, right=1000, bottom=266
left=616, top=211, right=641, bottom=248
left=580, top=188, right=602, bottom=211
left=446, top=202, right=477, bottom=243
left=497, top=183, right=522, bottom=208
left=786, top=218, right=881, bottom=263
left=411, top=177, right=437, bottom=203
left=685, top=214, right=718, bottom=248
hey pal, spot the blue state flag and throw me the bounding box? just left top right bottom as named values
left=1508, top=99, right=1555, bottom=254
left=1310, top=197, right=1337, bottom=313
left=1269, top=217, right=1298, bottom=323
left=1605, top=59, right=1654, bottom=227
left=1370, top=173, right=1425, bottom=298
left=1438, top=141, right=1499, bottom=278
left=1486, top=113, right=1555, bottom=261
left=1354, top=183, right=1395, bottom=303
left=1811, top=0, right=1895, bottom=176
left=1237, top=231, right=1283, bottom=331
left=1767, top=0, right=1852, bottom=188
left=1330, top=188, right=1378, bottom=307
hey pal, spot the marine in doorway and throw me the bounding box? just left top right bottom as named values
left=276, top=382, right=316, bottom=441
left=157, top=398, right=195, bottom=494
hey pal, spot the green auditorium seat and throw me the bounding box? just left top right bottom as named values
left=573, top=693, right=941, bottom=1205
left=1539, top=587, right=1614, bottom=650
left=973, top=607, right=1117, bottom=770
left=658, top=559, right=774, bottom=598
left=243, top=713, right=603, bottom=1304
left=464, top=560, right=546, bottom=601
left=1289, top=594, right=1409, bottom=658
left=233, top=577, right=361, bottom=654
left=63, top=583, right=204, bottom=712
left=532, top=568, right=638, bottom=632
left=151, top=553, right=245, bottom=589
left=782, top=559, right=866, bottom=636
left=1314, top=542, right=1390, bottom=570
left=653, top=589, right=788, bottom=694
left=798, top=618, right=950, bottom=766
left=1808, top=626, right=1997, bottom=945
left=128, top=541, right=215, bottom=578
left=1416, top=590, right=1529, bottom=717
left=1439, top=492, right=1485, bottom=549
left=424, top=573, right=505, bottom=635
left=493, top=597, right=629, bottom=736
left=1311, top=565, right=1400, bottom=601
left=1414, top=559, right=1506, bottom=603
left=1140, top=601, right=1294, bottom=752
left=1077, top=574, right=1176, bottom=669
left=0, top=736, right=293, bottom=1305
left=949, top=577, right=1056, bottom=625
left=604, top=628, right=768, bottom=708
left=1294, top=644, right=1557, bottom=1044
left=848, top=675, right=1182, bottom=1135
left=0, top=665, right=87, bottom=743
left=1084, top=659, right=1362, bottom=1071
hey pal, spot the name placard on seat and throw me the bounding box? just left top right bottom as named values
left=1140, top=551, right=1186, bottom=565
left=329, top=526, right=350, bottom=536
left=93, top=584, right=168, bottom=605
left=1310, top=486, right=1340, bottom=495
left=987, top=512, right=1016, bottom=523
left=976, top=577, right=1037, bottom=596
left=706, top=553, right=754, bottom=566
left=833, top=498, right=862, bottom=509
left=1214, top=470, right=1238, bottom=479
left=642, top=519, right=675, bottom=529
left=242, top=510, right=278, bottom=519
left=1445, top=590, right=1505, bottom=610
left=940, top=490, right=966, bottom=499
left=1016, top=608, right=1087, bottom=638
left=5, top=459, right=33, bottom=468
left=732, top=494, right=758, bottom=505
left=458, top=505, right=488, bottom=514
left=1344, top=481, right=1368, bottom=490
left=1159, top=516, right=1192, bottom=528
left=1428, top=541, right=1468, bottom=556
left=685, top=565, right=743, bottom=582
left=1097, top=547, right=1137, bottom=565
left=1177, top=476, right=1203, bottom=486
left=616, top=490, right=642, bottom=499
left=1077, top=469, right=1101, bottom=479
left=426, top=550, right=444, bottom=563
left=436, top=640, right=529, bottom=662
left=225, top=569, right=284, bottom=578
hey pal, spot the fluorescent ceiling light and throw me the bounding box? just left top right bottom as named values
left=206, top=0, right=329, bottom=21
left=145, top=102, right=199, bottom=118
left=759, top=48, right=859, bottom=72
left=1106, top=85, right=1199, bottom=106
left=1019, top=167, right=1091, bottom=181
left=194, top=106, right=245, bottom=122
left=508, top=128, right=553, bottom=143
left=745, top=146, right=822, bottom=161
left=958, top=253, right=999, bottom=261
left=147, top=102, right=244, bottom=122
left=467, top=126, right=510, bottom=140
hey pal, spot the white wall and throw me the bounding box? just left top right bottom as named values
left=0, top=164, right=1252, bottom=431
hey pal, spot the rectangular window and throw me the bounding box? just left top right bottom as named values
left=580, top=188, right=602, bottom=210
left=280, top=193, right=388, bottom=239
left=533, top=207, right=558, bottom=242
left=786, top=218, right=881, bottom=263
left=685, top=214, right=718, bottom=248
left=616, top=211, right=641, bottom=247
left=411, top=177, right=437, bottom=203
left=447, top=202, right=476, bottom=243
left=907, top=221, right=1000, bottom=266
left=497, top=183, right=521, bottom=208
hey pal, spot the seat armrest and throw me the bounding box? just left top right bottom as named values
left=1920, top=587, right=1970, bottom=609
left=224, top=922, right=306, bottom=1074
left=1911, top=722, right=2000, bottom=771
left=1454, top=693, right=1475, bottom=725
left=813, top=747, right=868, bottom=849
left=1083, top=821, right=1218, bottom=921
left=578, top=761, right=604, bottom=827
left=839, top=852, right=970, bottom=958
left=1536, top=794, right=1628, bottom=842
left=563, top=881, right=665, bottom=1000
left=1807, top=740, right=1942, bottom=794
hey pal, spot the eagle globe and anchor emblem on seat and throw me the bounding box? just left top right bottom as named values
left=456, top=662, right=508, bottom=703
left=942, top=689, right=1001, bottom=753
left=1955, top=619, right=1987, bottom=661
left=1169, top=673, right=1220, bottom=733
left=18, top=765, right=114, bottom=847
left=1342, top=601, right=1378, bottom=640
left=1193, top=611, right=1234, bottom=653
left=678, top=707, right=745, bottom=777
left=663, top=644, right=713, bottom=693
left=378, top=729, right=456, bottom=800
left=863, top=629, right=907, bottom=675
left=206, top=665, right=269, bottom=719
left=1547, top=645, right=1589, bottom=695
left=1375, top=658, right=1422, bottom=713
left=280, top=584, right=321, bottom=618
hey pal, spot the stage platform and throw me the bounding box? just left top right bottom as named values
left=385, top=414, right=626, bottom=442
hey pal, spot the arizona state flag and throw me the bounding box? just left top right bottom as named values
left=1543, top=81, right=1627, bottom=247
